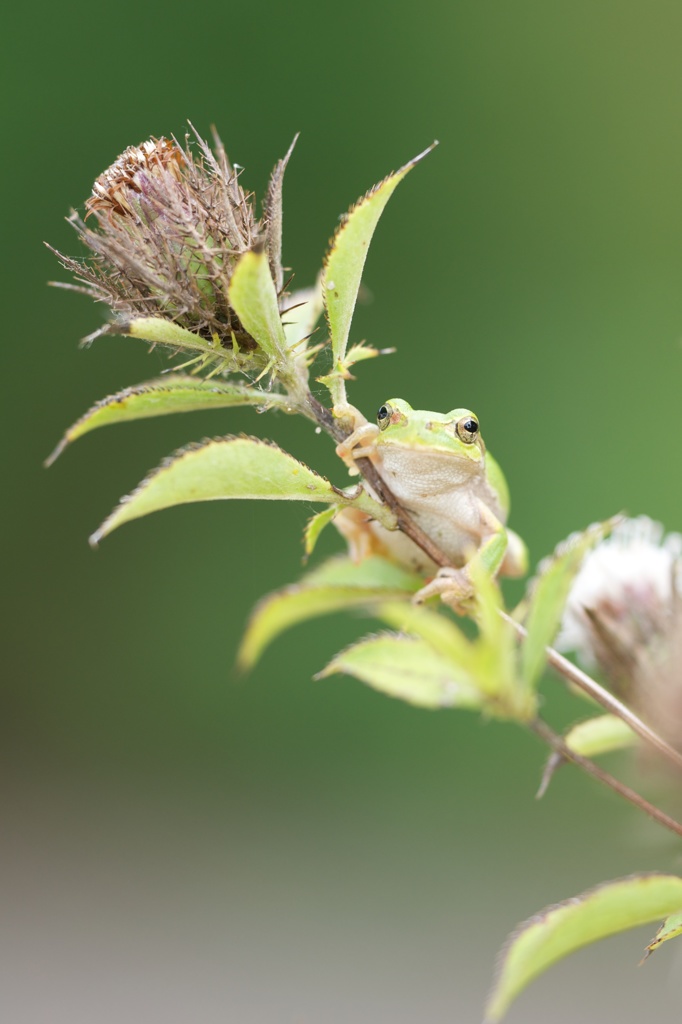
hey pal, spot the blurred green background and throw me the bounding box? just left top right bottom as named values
left=5, top=0, right=682, bottom=1020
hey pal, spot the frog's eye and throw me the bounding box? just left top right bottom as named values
left=377, top=404, right=392, bottom=430
left=456, top=416, right=479, bottom=443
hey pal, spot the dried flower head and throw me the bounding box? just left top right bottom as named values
left=85, top=137, right=185, bottom=219
left=48, top=127, right=297, bottom=374
left=557, top=516, right=682, bottom=746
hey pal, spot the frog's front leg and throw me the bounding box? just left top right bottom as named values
left=335, top=404, right=380, bottom=473
left=413, top=501, right=508, bottom=614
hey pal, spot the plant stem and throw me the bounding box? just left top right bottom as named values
left=306, top=391, right=450, bottom=566
left=500, top=613, right=682, bottom=774
left=307, top=389, right=682, bottom=833
left=530, top=718, right=682, bottom=840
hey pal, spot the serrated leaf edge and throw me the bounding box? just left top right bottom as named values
left=89, top=435, right=335, bottom=547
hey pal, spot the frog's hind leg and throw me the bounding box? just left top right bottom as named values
left=413, top=500, right=509, bottom=615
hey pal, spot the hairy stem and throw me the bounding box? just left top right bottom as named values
left=501, top=613, right=682, bottom=774
left=531, top=718, right=682, bottom=840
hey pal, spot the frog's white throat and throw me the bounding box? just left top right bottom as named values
left=376, top=444, right=484, bottom=501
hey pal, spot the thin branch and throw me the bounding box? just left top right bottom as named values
left=306, top=388, right=682, bottom=834
left=530, top=718, right=682, bottom=841
left=306, top=392, right=449, bottom=566
left=501, top=613, right=682, bottom=774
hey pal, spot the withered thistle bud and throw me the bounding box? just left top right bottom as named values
left=85, top=137, right=185, bottom=219
left=557, top=516, right=682, bottom=749
left=49, top=127, right=296, bottom=372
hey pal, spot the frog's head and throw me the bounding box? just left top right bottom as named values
left=374, top=398, right=486, bottom=463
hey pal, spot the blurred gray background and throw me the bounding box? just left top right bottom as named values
left=4, top=0, right=682, bottom=1020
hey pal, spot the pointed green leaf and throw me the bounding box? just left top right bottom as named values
left=486, top=873, right=682, bottom=1022
left=304, top=555, right=421, bottom=591
left=382, top=596, right=535, bottom=721
left=238, top=555, right=420, bottom=669
left=324, top=144, right=436, bottom=364
left=522, top=519, right=618, bottom=689
left=46, top=376, right=292, bottom=465
left=377, top=601, right=478, bottom=672
left=303, top=506, right=338, bottom=557
left=228, top=249, right=287, bottom=361
left=91, top=436, right=341, bottom=545
left=126, top=317, right=219, bottom=353
left=469, top=558, right=507, bottom=648
left=122, top=317, right=254, bottom=375
left=239, top=585, right=409, bottom=671
left=466, top=560, right=531, bottom=717
left=334, top=484, right=398, bottom=530
left=345, top=342, right=393, bottom=366
left=318, top=633, right=483, bottom=709
left=563, top=714, right=638, bottom=759
left=643, top=911, right=682, bottom=960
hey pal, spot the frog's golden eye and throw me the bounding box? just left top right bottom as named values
left=455, top=415, right=479, bottom=444
left=377, top=404, right=392, bottom=430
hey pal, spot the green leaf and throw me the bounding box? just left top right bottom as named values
left=91, top=436, right=342, bottom=545
left=377, top=601, right=478, bottom=672
left=323, top=144, right=436, bottom=365
left=126, top=317, right=220, bottom=353
left=345, top=342, right=393, bottom=366
left=522, top=519, right=617, bottom=689
left=382, top=599, right=536, bottom=721
left=122, top=317, right=253, bottom=375
left=469, top=558, right=506, bottom=648
left=464, top=561, right=534, bottom=718
left=563, top=714, right=638, bottom=759
left=304, top=555, right=421, bottom=591
left=642, top=911, right=682, bottom=961
left=486, top=873, right=682, bottom=1022
left=237, top=555, right=420, bottom=669
left=303, top=506, right=338, bottom=557
left=317, top=633, right=483, bottom=709
left=45, top=376, right=292, bottom=465
left=228, top=249, right=287, bottom=362
left=239, top=586, right=407, bottom=671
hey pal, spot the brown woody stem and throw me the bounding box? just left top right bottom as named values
left=500, top=613, right=682, bottom=774
left=307, top=388, right=682, bottom=836
left=530, top=718, right=682, bottom=840
left=306, top=391, right=450, bottom=566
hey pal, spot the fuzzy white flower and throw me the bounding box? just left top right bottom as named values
left=557, top=516, right=682, bottom=746
left=558, top=517, right=682, bottom=661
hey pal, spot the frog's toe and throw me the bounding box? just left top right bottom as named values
left=413, top=567, right=474, bottom=613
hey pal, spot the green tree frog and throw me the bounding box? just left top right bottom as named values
left=334, top=398, right=527, bottom=611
